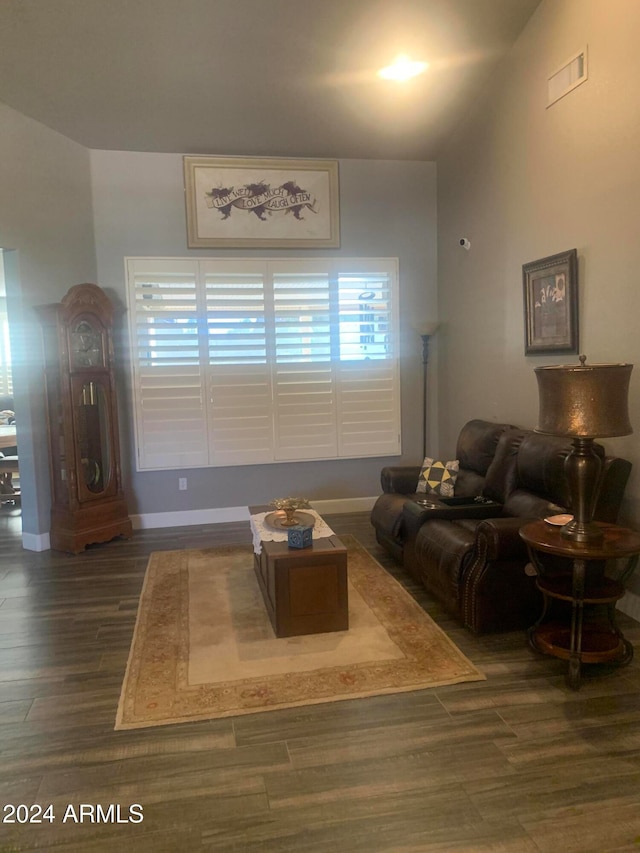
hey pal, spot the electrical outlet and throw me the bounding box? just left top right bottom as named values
left=178, top=477, right=187, bottom=491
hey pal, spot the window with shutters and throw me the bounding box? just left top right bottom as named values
left=126, top=257, right=400, bottom=470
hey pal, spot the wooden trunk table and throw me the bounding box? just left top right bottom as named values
left=249, top=505, right=348, bottom=638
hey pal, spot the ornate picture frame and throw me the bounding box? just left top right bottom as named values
left=183, top=156, right=340, bottom=248
left=523, top=249, right=578, bottom=355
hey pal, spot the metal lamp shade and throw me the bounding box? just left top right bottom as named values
left=534, top=361, right=633, bottom=543
left=535, top=362, right=633, bottom=438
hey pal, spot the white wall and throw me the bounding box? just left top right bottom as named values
left=0, top=102, right=96, bottom=544
left=90, top=152, right=438, bottom=518
left=437, top=0, right=640, bottom=593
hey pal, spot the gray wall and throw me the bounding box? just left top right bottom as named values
left=0, top=102, right=96, bottom=543
left=437, top=0, right=640, bottom=588
left=90, top=152, right=438, bottom=517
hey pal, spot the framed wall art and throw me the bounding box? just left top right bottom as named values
left=523, top=248, right=578, bottom=355
left=183, top=156, right=340, bottom=248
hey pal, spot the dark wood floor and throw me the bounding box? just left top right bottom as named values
left=2, top=507, right=640, bottom=852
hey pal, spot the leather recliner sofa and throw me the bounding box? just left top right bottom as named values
left=371, top=420, right=514, bottom=562
left=370, top=420, right=632, bottom=634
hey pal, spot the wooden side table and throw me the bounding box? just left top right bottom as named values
left=520, top=520, right=640, bottom=689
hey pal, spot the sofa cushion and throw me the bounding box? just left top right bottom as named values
left=453, top=468, right=487, bottom=497
left=501, top=489, right=567, bottom=520
left=483, top=428, right=530, bottom=504
left=515, top=433, right=574, bottom=505
left=455, top=419, right=513, bottom=476
left=499, top=433, right=600, bottom=518
left=417, top=457, right=459, bottom=496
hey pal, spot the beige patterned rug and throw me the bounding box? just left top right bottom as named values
left=115, top=536, right=484, bottom=729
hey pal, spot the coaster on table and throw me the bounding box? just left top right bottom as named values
left=544, top=514, right=573, bottom=526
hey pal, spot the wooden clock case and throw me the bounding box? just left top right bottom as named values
left=38, top=283, right=132, bottom=553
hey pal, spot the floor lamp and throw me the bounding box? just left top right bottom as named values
left=534, top=356, right=633, bottom=544
left=416, top=323, right=439, bottom=458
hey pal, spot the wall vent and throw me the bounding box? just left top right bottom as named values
left=547, top=47, right=588, bottom=107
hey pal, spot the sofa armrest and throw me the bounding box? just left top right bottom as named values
left=462, top=517, right=542, bottom=634
left=381, top=466, right=421, bottom=494
left=402, top=499, right=436, bottom=540
left=474, top=517, right=537, bottom=561
left=402, top=498, right=505, bottom=544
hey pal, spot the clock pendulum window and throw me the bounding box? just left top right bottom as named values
left=37, top=283, right=133, bottom=553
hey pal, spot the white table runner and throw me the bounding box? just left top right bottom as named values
left=250, top=509, right=335, bottom=555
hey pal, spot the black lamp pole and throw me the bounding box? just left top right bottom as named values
left=419, top=329, right=437, bottom=458
left=420, top=333, right=430, bottom=458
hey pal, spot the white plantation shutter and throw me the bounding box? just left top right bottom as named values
left=127, top=257, right=401, bottom=470
left=203, top=261, right=274, bottom=465
left=127, top=259, right=208, bottom=469
left=271, top=262, right=337, bottom=460
left=336, top=263, right=400, bottom=456
left=337, top=360, right=400, bottom=456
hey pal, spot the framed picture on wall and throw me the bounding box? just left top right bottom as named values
left=183, top=156, right=340, bottom=248
left=523, top=248, right=578, bottom=355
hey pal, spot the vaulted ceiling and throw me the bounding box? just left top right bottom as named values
left=0, top=0, right=540, bottom=160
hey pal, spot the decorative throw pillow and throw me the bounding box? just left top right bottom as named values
left=416, top=457, right=459, bottom=497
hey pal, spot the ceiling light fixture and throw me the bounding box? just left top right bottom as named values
left=377, top=54, right=429, bottom=82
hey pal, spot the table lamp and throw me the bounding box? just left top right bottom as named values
left=534, top=355, right=633, bottom=544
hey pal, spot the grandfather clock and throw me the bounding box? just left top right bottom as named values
left=38, top=283, right=132, bottom=553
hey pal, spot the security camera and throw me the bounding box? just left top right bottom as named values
left=459, top=238, right=471, bottom=250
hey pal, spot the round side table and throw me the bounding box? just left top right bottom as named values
left=519, top=520, right=640, bottom=689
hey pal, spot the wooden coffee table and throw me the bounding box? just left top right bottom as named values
left=249, top=505, right=348, bottom=638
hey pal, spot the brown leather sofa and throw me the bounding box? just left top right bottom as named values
left=371, top=420, right=632, bottom=634
left=371, top=420, right=514, bottom=562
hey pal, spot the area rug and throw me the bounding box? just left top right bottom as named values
left=115, top=536, right=484, bottom=729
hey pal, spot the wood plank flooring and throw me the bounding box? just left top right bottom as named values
left=1, top=507, right=640, bottom=851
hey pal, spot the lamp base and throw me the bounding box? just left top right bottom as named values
left=562, top=437, right=604, bottom=545
left=560, top=517, right=604, bottom=544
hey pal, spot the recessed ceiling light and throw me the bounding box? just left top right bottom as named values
left=377, top=54, right=429, bottom=82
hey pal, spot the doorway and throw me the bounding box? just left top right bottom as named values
left=0, top=249, right=21, bottom=525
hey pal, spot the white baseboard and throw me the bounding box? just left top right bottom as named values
left=130, top=497, right=378, bottom=530
left=21, top=531, right=51, bottom=552
left=22, top=498, right=379, bottom=549
left=310, top=496, right=378, bottom=514
left=131, top=505, right=251, bottom=529
left=618, top=590, right=640, bottom=623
